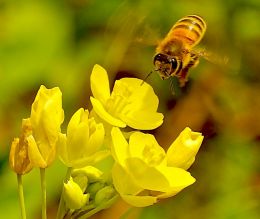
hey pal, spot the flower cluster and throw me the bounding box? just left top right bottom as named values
left=9, top=64, right=204, bottom=219
left=63, top=166, right=117, bottom=218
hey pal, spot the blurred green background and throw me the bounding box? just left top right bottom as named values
left=0, top=0, right=260, bottom=218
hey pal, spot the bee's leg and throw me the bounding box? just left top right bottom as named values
left=169, top=77, right=177, bottom=96
left=188, top=52, right=200, bottom=68
left=178, top=68, right=189, bottom=87
left=178, top=53, right=200, bottom=87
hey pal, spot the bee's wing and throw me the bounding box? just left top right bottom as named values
left=134, top=24, right=162, bottom=46
left=195, top=48, right=229, bottom=66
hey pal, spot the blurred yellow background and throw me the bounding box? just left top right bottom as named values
left=0, top=0, right=260, bottom=218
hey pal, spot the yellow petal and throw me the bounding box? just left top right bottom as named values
left=67, top=108, right=88, bottom=137
left=9, top=119, right=34, bottom=174
left=87, top=122, right=105, bottom=155
left=9, top=138, right=19, bottom=172
left=27, top=135, right=47, bottom=168
left=59, top=108, right=106, bottom=168
left=63, top=177, right=89, bottom=209
left=112, top=163, right=142, bottom=195
left=66, top=109, right=91, bottom=161
left=30, top=85, right=63, bottom=166
left=41, top=87, right=64, bottom=130
left=126, top=158, right=195, bottom=192
left=156, top=165, right=195, bottom=191
left=67, top=122, right=90, bottom=158
left=67, top=150, right=110, bottom=168
left=111, top=127, right=129, bottom=167
left=113, top=78, right=163, bottom=130
left=9, top=138, right=32, bottom=175
left=167, top=127, right=204, bottom=170
left=90, top=97, right=126, bottom=127
left=31, top=85, right=64, bottom=128
left=121, top=194, right=157, bottom=207
left=72, top=166, right=103, bottom=183
left=126, top=158, right=170, bottom=191
left=128, top=132, right=165, bottom=164
left=90, top=64, right=111, bottom=105
left=122, top=110, right=163, bottom=130
left=119, top=78, right=159, bottom=112
left=157, top=189, right=185, bottom=199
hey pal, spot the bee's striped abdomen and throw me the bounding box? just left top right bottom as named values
left=168, top=15, right=206, bottom=47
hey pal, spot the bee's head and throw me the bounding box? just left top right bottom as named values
left=153, top=53, right=178, bottom=80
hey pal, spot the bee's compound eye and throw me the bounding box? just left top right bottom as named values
left=170, top=58, right=178, bottom=71
left=153, top=53, right=168, bottom=64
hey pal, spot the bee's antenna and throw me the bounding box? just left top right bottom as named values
left=140, top=70, right=155, bottom=86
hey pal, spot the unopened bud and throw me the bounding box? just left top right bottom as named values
left=94, top=186, right=116, bottom=206
left=63, top=177, right=89, bottom=210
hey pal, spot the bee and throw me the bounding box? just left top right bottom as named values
left=153, top=15, right=207, bottom=87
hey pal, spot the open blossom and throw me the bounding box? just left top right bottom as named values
left=27, top=85, right=64, bottom=168
left=58, top=108, right=109, bottom=168
left=111, top=127, right=203, bottom=207
left=90, top=64, right=163, bottom=130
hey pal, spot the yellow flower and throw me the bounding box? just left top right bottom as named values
left=111, top=127, right=203, bottom=207
left=58, top=108, right=108, bottom=168
left=90, top=64, right=163, bottom=130
left=9, top=119, right=33, bottom=175
left=27, top=85, right=64, bottom=168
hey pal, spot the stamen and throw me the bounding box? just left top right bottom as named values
left=105, top=81, right=133, bottom=117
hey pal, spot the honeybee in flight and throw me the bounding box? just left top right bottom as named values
left=153, top=15, right=207, bottom=87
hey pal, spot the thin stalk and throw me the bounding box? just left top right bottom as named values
left=76, top=195, right=119, bottom=219
left=40, top=168, right=47, bottom=219
left=17, top=174, right=27, bottom=219
left=56, top=167, right=72, bottom=219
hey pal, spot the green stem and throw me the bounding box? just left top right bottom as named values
left=40, top=168, right=47, bottom=219
left=17, top=174, right=27, bottom=219
left=76, top=195, right=119, bottom=219
left=56, top=167, right=72, bottom=219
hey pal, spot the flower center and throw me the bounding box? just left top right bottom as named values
left=142, top=144, right=165, bottom=166
left=105, top=80, right=132, bottom=117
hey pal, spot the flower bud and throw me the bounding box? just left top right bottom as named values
left=29, top=85, right=64, bottom=168
left=72, top=166, right=103, bottom=183
left=87, top=182, right=105, bottom=198
left=94, top=186, right=116, bottom=206
left=58, top=108, right=107, bottom=168
left=9, top=119, right=33, bottom=174
left=166, top=127, right=204, bottom=170
left=63, top=177, right=89, bottom=210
